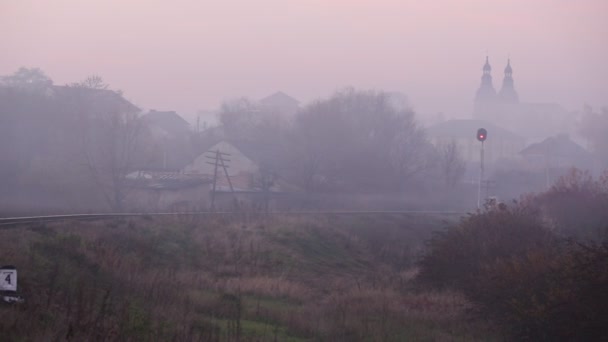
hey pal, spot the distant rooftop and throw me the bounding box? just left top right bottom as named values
left=259, top=91, right=300, bottom=107
left=141, top=110, right=190, bottom=136
left=52, top=85, right=140, bottom=113
left=520, top=135, right=589, bottom=158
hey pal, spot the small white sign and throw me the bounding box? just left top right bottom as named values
left=0, top=269, right=17, bottom=292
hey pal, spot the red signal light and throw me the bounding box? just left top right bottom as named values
left=476, top=128, right=487, bottom=142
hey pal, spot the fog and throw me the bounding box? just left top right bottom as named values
left=1, top=0, right=608, bottom=215
left=2, top=0, right=607, bottom=120
left=2, top=3, right=608, bottom=339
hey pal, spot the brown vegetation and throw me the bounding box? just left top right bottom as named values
left=0, top=213, right=494, bottom=341
left=417, top=170, right=608, bottom=340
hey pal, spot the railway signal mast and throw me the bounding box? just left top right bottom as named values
left=476, top=128, right=487, bottom=209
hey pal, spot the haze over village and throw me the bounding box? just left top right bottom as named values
left=2, top=0, right=607, bottom=213
left=1, top=1, right=608, bottom=340
left=2, top=1, right=607, bottom=121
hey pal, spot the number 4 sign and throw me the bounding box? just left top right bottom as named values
left=0, top=266, right=17, bottom=292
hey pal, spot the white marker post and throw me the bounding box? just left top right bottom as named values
left=1, top=265, right=23, bottom=303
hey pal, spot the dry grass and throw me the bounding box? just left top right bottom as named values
left=0, top=213, right=496, bottom=341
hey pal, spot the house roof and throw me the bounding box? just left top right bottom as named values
left=141, top=110, right=190, bottom=137
left=228, top=139, right=286, bottom=169
left=53, top=85, right=141, bottom=113
left=520, top=135, right=589, bottom=157
left=192, top=138, right=286, bottom=170
left=426, top=119, right=522, bottom=141
left=259, top=91, right=300, bottom=107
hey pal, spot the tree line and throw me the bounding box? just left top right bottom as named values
left=217, top=88, right=465, bottom=193
left=0, top=67, right=468, bottom=213
left=0, top=68, right=150, bottom=213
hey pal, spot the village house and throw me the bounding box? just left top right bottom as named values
left=139, top=109, right=195, bottom=171
left=258, top=91, right=300, bottom=117
left=519, top=134, right=592, bottom=187
left=127, top=139, right=291, bottom=211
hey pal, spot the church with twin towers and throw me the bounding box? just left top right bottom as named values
left=475, top=57, right=518, bottom=107
left=427, top=56, right=577, bottom=165
left=471, top=56, right=571, bottom=140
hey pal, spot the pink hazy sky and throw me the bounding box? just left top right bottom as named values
left=1, top=0, right=607, bottom=120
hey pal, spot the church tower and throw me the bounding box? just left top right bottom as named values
left=474, top=56, right=497, bottom=103
left=498, top=59, right=519, bottom=103
left=473, top=56, right=497, bottom=119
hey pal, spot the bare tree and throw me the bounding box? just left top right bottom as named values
left=70, top=75, right=108, bottom=90
left=289, top=134, right=321, bottom=192
left=438, top=140, right=466, bottom=188
left=219, top=98, right=257, bottom=130
left=83, top=109, right=141, bottom=211
left=70, top=77, right=143, bottom=211
left=218, top=97, right=290, bottom=144
left=250, top=164, right=279, bottom=213
left=388, top=113, right=436, bottom=187
left=291, top=88, right=432, bottom=192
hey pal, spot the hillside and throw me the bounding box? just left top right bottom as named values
left=0, top=213, right=496, bottom=341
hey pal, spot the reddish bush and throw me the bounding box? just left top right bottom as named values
left=475, top=241, right=608, bottom=340
left=535, top=169, right=608, bottom=241
left=417, top=170, right=608, bottom=340
left=416, top=202, right=555, bottom=291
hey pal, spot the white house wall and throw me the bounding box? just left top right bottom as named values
left=184, top=141, right=258, bottom=176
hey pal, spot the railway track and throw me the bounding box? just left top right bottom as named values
left=0, top=210, right=467, bottom=227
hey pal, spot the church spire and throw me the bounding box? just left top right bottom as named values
left=504, top=58, right=512, bottom=75
left=483, top=56, right=492, bottom=73
left=475, top=56, right=497, bottom=103
left=498, top=59, right=519, bottom=103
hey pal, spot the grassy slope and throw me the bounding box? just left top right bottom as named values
left=0, top=213, right=495, bottom=341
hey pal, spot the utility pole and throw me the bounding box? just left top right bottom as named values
left=218, top=154, right=234, bottom=193
left=205, top=149, right=234, bottom=211
left=476, top=128, right=487, bottom=209
left=484, top=179, right=496, bottom=199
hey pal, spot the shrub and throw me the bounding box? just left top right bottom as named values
left=535, top=169, right=608, bottom=241
left=416, top=201, right=555, bottom=291
left=417, top=171, right=608, bottom=340
left=474, top=240, right=608, bottom=340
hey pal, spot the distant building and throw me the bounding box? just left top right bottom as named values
left=473, top=57, right=574, bottom=139
left=520, top=134, right=592, bottom=171
left=139, top=110, right=195, bottom=170
left=186, top=140, right=292, bottom=190
left=185, top=140, right=259, bottom=190
left=428, top=58, right=585, bottom=164
left=259, top=91, right=300, bottom=116
left=51, top=85, right=141, bottom=115
left=126, top=139, right=292, bottom=211
left=141, top=110, right=191, bottom=138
